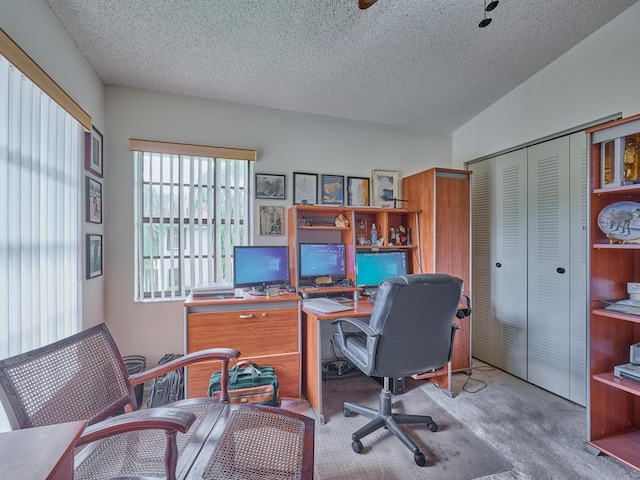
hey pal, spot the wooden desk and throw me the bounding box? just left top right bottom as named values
left=302, top=301, right=374, bottom=424
left=302, top=300, right=467, bottom=423
left=184, top=291, right=302, bottom=400
left=0, top=420, right=86, bottom=479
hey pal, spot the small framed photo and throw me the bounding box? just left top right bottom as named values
left=372, top=169, right=399, bottom=208
left=321, top=174, right=345, bottom=206
left=255, top=173, right=286, bottom=199
left=86, top=234, right=103, bottom=279
left=293, top=172, right=318, bottom=205
left=85, top=126, right=103, bottom=178
left=86, top=177, right=102, bottom=224
left=259, top=206, right=285, bottom=235
left=347, top=176, right=370, bottom=206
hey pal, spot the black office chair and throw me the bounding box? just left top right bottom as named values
left=332, top=273, right=462, bottom=466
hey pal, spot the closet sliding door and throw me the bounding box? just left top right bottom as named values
left=526, top=137, right=572, bottom=397
left=470, top=150, right=528, bottom=380
left=470, top=132, right=587, bottom=405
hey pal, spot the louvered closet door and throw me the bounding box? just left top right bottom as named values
left=493, top=150, right=529, bottom=379
left=568, top=132, right=587, bottom=406
left=470, top=160, right=493, bottom=364
left=527, top=137, right=571, bottom=397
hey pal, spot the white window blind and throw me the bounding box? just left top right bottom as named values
left=133, top=148, right=251, bottom=300
left=0, top=54, right=81, bottom=358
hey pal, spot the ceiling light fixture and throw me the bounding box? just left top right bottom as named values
left=479, top=0, right=493, bottom=27
left=359, top=0, right=378, bottom=9
left=486, top=0, right=499, bottom=12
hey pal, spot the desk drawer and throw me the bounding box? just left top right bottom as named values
left=187, top=307, right=298, bottom=357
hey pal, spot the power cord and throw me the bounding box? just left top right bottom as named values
left=322, top=339, right=362, bottom=380
left=427, top=361, right=494, bottom=395
left=461, top=364, right=494, bottom=393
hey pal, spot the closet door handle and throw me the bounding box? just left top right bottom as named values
left=495, top=263, right=502, bottom=268
left=557, top=267, right=566, bottom=274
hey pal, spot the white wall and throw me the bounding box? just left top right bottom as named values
left=452, top=2, right=640, bottom=166
left=0, top=0, right=106, bottom=330
left=104, top=86, right=450, bottom=364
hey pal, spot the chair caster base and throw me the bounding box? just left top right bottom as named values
left=352, top=440, right=363, bottom=453
left=414, top=452, right=426, bottom=466
left=428, top=421, right=438, bottom=432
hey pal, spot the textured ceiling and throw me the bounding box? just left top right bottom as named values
left=45, top=0, right=638, bottom=134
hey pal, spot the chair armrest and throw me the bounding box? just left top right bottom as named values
left=128, top=348, right=240, bottom=387
left=78, top=407, right=196, bottom=446
left=331, top=317, right=378, bottom=337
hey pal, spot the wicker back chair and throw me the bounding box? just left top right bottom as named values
left=0, top=323, right=239, bottom=480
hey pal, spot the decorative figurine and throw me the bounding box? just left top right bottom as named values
left=397, top=225, right=408, bottom=245
left=624, top=138, right=640, bottom=183
left=335, top=213, right=350, bottom=227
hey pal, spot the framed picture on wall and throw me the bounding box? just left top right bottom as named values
left=85, top=126, right=103, bottom=178
left=259, top=206, right=285, bottom=235
left=86, top=234, right=103, bottom=279
left=347, top=176, right=370, bottom=206
left=255, top=173, right=286, bottom=199
left=293, top=172, right=318, bottom=205
left=86, top=177, right=102, bottom=224
left=372, top=169, right=398, bottom=208
left=321, top=174, right=345, bottom=206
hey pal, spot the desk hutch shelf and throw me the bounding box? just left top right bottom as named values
left=586, top=113, right=640, bottom=473
left=287, top=204, right=418, bottom=288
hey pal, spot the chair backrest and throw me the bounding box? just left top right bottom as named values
left=0, top=323, right=132, bottom=429
left=367, top=273, right=463, bottom=378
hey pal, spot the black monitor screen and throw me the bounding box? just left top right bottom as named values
left=233, top=246, right=290, bottom=291
left=299, top=243, right=347, bottom=281
left=355, top=250, right=408, bottom=287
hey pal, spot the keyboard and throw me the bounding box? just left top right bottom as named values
left=302, top=297, right=352, bottom=314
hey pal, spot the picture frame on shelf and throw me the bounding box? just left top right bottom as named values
left=255, top=173, right=286, bottom=199
left=86, top=234, right=103, bottom=279
left=372, top=169, right=398, bottom=208
left=85, top=126, right=103, bottom=178
left=259, top=206, right=285, bottom=235
left=321, top=174, right=345, bottom=206
left=347, top=176, right=370, bottom=206
left=293, top=172, right=318, bottom=205
left=86, top=177, right=102, bottom=224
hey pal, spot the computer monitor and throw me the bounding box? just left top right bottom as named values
left=299, top=243, right=347, bottom=285
left=233, top=245, right=290, bottom=295
left=355, top=250, right=408, bottom=287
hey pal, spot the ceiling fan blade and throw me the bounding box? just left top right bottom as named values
left=359, top=0, right=378, bottom=9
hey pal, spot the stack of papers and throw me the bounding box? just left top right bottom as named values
left=303, top=297, right=352, bottom=314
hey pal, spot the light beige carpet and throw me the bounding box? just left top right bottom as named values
left=283, top=375, right=512, bottom=480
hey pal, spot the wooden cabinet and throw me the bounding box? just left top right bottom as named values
left=287, top=205, right=417, bottom=287
left=586, top=113, right=640, bottom=472
left=402, top=168, right=472, bottom=393
left=184, top=295, right=300, bottom=400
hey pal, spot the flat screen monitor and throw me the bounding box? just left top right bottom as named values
left=233, top=245, right=290, bottom=295
left=355, top=250, right=408, bottom=287
left=299, top=243, right=347, bottom=284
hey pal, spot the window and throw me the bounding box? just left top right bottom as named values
left=132, top=140, right=255, bottom=300
left=0, top=53, right=82, bottom=358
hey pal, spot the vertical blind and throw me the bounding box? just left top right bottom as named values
left=0, top=54, right=81, bottom=358
left=133, top=148, right=251, bottom=300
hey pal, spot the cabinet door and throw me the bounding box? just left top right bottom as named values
left=493, top=150, right=529, bottom=379
left=527, top=137, right=571, bottom=396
